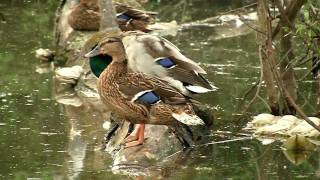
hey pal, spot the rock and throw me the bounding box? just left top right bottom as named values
left=251, top=113, right=277, bottom=126
left=288, top=117, right=320, bottom=137
left=110, top=124, right=183, bottom=176
left=35, top=48, right=55, bottom=62
left=55, top=65, right=83, bottom=85
left=246, top=114, right=320, bottom=138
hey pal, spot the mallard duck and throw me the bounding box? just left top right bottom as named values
left=68, top=0, right=156, bottom=32
left=86, top=31, right=217, bottom=95
left=68, top=0, right=100, bottom=31
left=85, top=37, right=205, bottom=147
left=121, top=31, right=217, bottom=96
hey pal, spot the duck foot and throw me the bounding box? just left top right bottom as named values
left=124, top=124, right=145, bottom=148
left=124, top=124, right=140, bottom=143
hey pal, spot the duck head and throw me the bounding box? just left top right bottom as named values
left=85, top=37, right=125, bottom=77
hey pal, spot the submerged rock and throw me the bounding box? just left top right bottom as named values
left=283, top=135, right=316, bottom=151
left=282, top=135, right=316, bottom=165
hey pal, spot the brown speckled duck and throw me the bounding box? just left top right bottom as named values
left=85, top=37, right=205, bottom=147
left=68, top=0, right=156, bottom=32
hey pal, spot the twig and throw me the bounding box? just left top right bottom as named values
left=242, top=79, right=260, bottom=99
left=164, top=137, right=253, bottom=160
left=283, top=88, right=320, bottom=132
left=299, top=62, right=320, bottom=81
left=272, top=0, right=307, bottom=39
left=198, top=137, right=253, bottom=146
left=274, top=0, right=294, bottom=29
left=181, top=2, right=257, bottom=30
left=257, top=95, right=272, bottom=112
left=236, top=12, right=266, bottom=35
left=240, top=48, right=272, bottom=114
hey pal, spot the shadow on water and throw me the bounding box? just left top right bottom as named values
left=0, top=0, right=320, bottom=179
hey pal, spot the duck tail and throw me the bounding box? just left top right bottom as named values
left=172, top=112, right=205, bottom=126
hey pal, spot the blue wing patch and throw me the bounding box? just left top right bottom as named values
left=117, top=13, right=132, bottom=21
left=155, top=57, right=176, bottom=68
left=135, top=91, right=161, bottom=105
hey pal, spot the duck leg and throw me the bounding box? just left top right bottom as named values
left=124, top=124, right=145, bottom=148
left=124, top=124, right=141, bottom=143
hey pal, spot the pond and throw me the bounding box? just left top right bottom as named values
left=0, top=0, right=319, bottom=179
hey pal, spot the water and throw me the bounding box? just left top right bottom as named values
left=0, top=0, right=319, bottom=179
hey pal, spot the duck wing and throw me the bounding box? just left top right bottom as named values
left=116, top=73, right=205, bottom=126
left=117, top=73, right=188, bottom=105
left=122, top=32, right=217, bottom=94
left=114, top=2, right=155, bottom=23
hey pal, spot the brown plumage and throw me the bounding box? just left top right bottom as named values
left=68, top=1, right=156, bottom=32
left=85, top=37, right=204, bottom=147
left=68, top=0, right=100, bottom=31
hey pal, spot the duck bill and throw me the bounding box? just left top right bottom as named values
left=84, top=45, right=101, bottom=58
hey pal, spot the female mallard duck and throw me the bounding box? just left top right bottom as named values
left=68, top=0, right=156, bottom=32
left=85, top=37, right=205, bottom=147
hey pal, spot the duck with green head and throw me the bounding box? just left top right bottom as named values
left=68, top=0, right=156, bottom=32
left=85, top=37, right=205, bottom=147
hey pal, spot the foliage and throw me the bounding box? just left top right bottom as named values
left=295, top=1, right=320, bottom=75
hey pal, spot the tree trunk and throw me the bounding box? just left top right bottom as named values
left=257, top=0, right=280, bottom=115
left=276, top=0, right=306, bottom=114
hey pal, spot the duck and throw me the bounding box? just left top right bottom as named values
left=120, top=31, right=217, bottom=96
left=84, top=37, right=205, bottom=147
left=85, top=31, right=217, bottom=96
left=68, top=0, right=100, bottom=31
left=68, top=0, right=156, bottom=32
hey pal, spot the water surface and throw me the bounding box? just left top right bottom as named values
left=0, top=0, right=319, bottom=179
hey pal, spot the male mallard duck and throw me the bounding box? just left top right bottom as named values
left=85, top=37, right=205, bottom=147
left=121, top=31, right=217, bottom=95
left=68, top=0, right=156, bottom=32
